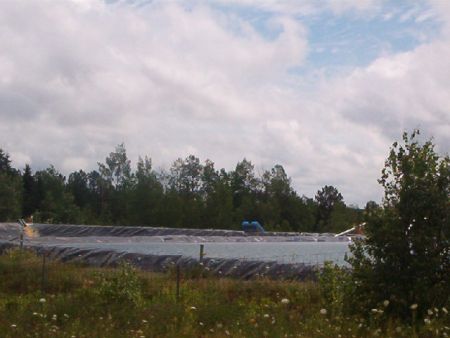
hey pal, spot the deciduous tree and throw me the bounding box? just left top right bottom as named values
left=347, top=131, right=449, bottom=319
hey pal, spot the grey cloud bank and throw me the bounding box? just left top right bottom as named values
left=0, top=0, right=449, bottom=206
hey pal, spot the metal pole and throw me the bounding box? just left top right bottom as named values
left=199, top=244, right=204, bottom=263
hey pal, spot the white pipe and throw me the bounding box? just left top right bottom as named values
left=335, top=222, right=366, bottom=237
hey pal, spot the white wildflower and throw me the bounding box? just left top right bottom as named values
left=281, top=298, right=289, bottom=304
left=410, top=304, right=418, bottom=310
left=320, top=308, right=327, bottom=315
left=39, top=298, right=46, bottom=304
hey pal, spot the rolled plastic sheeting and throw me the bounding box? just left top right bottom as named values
left=0, top=241, right=317, bottom=281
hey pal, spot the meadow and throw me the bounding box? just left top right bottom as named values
left=0, top=248, right=448, bottom=338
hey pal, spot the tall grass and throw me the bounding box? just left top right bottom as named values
left=0, top=249, right=448, bottom=337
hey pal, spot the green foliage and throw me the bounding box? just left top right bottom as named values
left=98, top=143, right=132, bottom=189
left=0, top=144, right=361, bottom=231
left=0, top=173, right=22, bottom=221
left=315, top=185, right=344, bottom=232
left=318, top=262, right=351, bottom=317
left=348, top=130, right=450, bottom=320
left=328, top=202, right=362, bottom=233
left=96, top=261, right=143, bottom=307
left=32, top=167, right=81, bottom=224
left=0, top=149, right=22, bottom=221
left=0, top=250, right=448, bottom=337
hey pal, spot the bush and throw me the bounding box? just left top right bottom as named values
left=318, top=262, right=351, bottom=317
left=347, top=130, right=449, bottom=320
left=96, top=261, right=143, bottom=307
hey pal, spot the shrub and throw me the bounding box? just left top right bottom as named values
left=96, top=261, right=143, bottom=307
left=318, top=262, right=351, bottom=317
left=347, top=130, right=449, bottom=320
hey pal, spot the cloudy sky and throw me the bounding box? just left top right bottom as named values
left=1, top=0, right=449, bottom=206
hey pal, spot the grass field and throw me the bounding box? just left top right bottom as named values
left=0, top=249, right=448, bottom=337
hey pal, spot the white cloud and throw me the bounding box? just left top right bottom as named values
left=0, top=0, right=449, bottom=206
left=327, top=0, right=382, bottom=15
left=210, top=0, right=383, bottom=16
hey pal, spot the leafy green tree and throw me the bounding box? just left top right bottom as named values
left=315, top=185, right=343, bottom=232
left=169, top=155, right=203, bottom=196
left=295, top=196, right=318, bottom=232
left=231, top=159, right=260, bottom=223
left=347, top=131, right=449, bottom=319
left=200, top=159, right=219, bottom=199
left=98, top=144, right=134, bottom=224
left=67, top=170, right=101, bottom=223
left=129, top=156, right=164, bottom=226
left=231, top=159, right=258, bottom=197
left=22, top=164, right=36, bottom=217
left=259, top=165, right=293, bottom=230
left=327, top=203, right=361, bottom=233
left=86, top=170, right=111, bottom=222
left=33, top=166, right=81, bottom=223
left=98, top=143, right=132, bottom=189
left=67, top=170, right=91, bottom=208
left=167, top=155, right=204, bottom=227
left=203, top=168, right=234, bottom=229
left=0, top=149, right=22, bottom=221
left=0, top=149, right=19, bottom=175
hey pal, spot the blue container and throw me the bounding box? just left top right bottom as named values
left=242, top=220, right=265, bottom=233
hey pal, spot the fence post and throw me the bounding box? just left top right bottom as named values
left=176, top=264, right=180, bottom=302
left=18, top=219, right=25, bottom=251
left=41, top=253, right=46, bottom=294
left=199, top=244, right=204, bottom=263
left=19, top=231, right=24, bottom=251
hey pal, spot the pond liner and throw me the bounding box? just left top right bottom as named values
left=28, top=223, right=344, bottom=239
left=31, top=223, right=247, bottom=238
left=0, top=241, right=318, bottom=281
left=0, top=223, right=356, bottom=243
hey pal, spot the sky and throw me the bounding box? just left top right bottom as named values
left=0, top=0, right=449, bottom=206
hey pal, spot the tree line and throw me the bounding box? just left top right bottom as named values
left=0, top=144, right=363, bottom=232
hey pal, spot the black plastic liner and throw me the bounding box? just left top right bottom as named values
left=0, top=222, right=321, bottom=280
left=0, top=241, right=317, bottom=281
left=29, top=223, right=344, bottom=241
